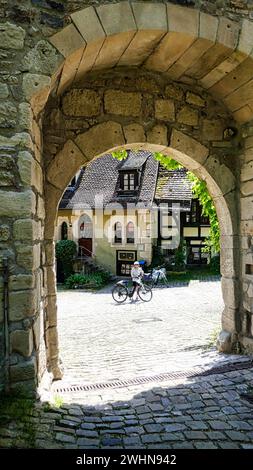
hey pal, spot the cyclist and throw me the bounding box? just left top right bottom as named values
left=130, top=261, right=144, bottom=302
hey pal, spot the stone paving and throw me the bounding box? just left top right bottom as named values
left=54, top=280, right=227, bottom=386
left=1, top=281, right=253, bottom=449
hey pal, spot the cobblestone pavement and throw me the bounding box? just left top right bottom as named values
left=55, top=280, right=227, bottom=386
left=1, top=281, right=253, bottom=449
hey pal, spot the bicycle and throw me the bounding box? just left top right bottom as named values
left=143, top=266, right=168, bottom=288
left=112, top=279, right=153, bottom=303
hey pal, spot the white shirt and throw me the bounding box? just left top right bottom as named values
left=131, top=266, right=144, bottom=282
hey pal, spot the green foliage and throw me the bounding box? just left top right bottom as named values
left=209, top=254, right=220, bottom=274
left=154, top=152, right=183, bottom=170
left=186, top=172, right=220, bottom=253
left=55, top=240, right=77, bottom=280
left=65, top=272, right=110, bottom=289
left=111, top=149, right=128, bottom=160
left=174, top=238, right=186, bottom=271
left=0, top=394, right=36, bottom=447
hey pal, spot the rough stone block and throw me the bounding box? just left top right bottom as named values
left=22, top=73, right=51, bottom=103
left=118, top=30, right=165, bottom=67
left=0, top=22, right=25, bottom=49
left=0, top=190, right=36, bottom=218
left=170, top=129, right=208, bottom=165
left=75, top=122, right=125, bottom=159
left=13, top=219, right=41, bottom=242
left=0, top=225, right=10, bottom=241
left=132, top=2, right=167, bottom=31
left=167, top=4, right=199, bottom=36
left=104, top=90, right=142, bottom=117
left=241, top=180, right=253, bottom=196
left=94, top=31, right=135, bottom=70
left=10, top=330, right=33, bottom=358
left=241, top=162, right=253, bottom=182
left=202, top=119, right=224, bottom=141
left=165, top=83, right=184, bottom=101
left=221, top=277, right=239, bottom=309
left=0, top=83, right=9, bottom=99
left=155, top=99, right=175, bottom=121
left=217, top=330, right=232, bottom=353
left=147, top=125, right=168, bottom=146
left=46, top=140, right=87, bottom=190
left=9, top=275, right=35, bottom=291
left=217, top=17, right=239, bottom=49
left=177, top=106, right=198, bottom=126
left=199, top=12, right=218, bottom=42
left=10, top=357, right=36, bottom=381
left=241, top=195, right=253, bottom=220
left=71, top=6, right=105, bottom=42
left=22, top=40, right=63, bottom=75
left=9, top=290, right=37, bottom=321
left=50, top=24, right=85, bottom=58
left=19, top=103, right=33, bottom=132
left=18, top=151, right=43, bottom=191
left=16, top=244, right=40, bottom=271
left=96, top=2, right=136, bottom=35
left=0, top=101, right=17, bottom=128
left=186, top=92, right=205, bottom=107
left=123, top=124, right=146, bottom=144
left=62, top=89, right=101, bottom=117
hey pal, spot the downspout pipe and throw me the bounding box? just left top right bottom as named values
left=3, top=258, right=9, bottom=393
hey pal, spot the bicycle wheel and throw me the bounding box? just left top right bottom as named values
left=112, top=285, right=128, bottom=303
left=138, top=284, right=153, bottom=302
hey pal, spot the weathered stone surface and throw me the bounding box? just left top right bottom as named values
left=199, top=12, right=218, bottom=42
left=155, top=99, right=175, bottom=121
left=104, top=90, right=142, bottom=117
left=0, top=133, right=33, bottom=151
left=18, top=151, right=43, bottom=191
left=167, top=4, right=199, bottom=36
left=165, top=83, right=184, bottom=101
left=10, top=330, right=33, bottom=357
left=241, top=196, right=253, bottom=220
left=47, top=140, right=87, bottom=190
left=0, top=225, right=10, bottom=241
left=177, top=106, right=198, bottom=126
left=71, top=6, right=105, bottom=42
left=50, top=24, right=85, bottom=58
left=202, top=119, right=224, bottom=141
left=0, top=155, right=16, bottom=186
left=241, top=162, right=253, bottom=183
left=13, top=219, right=41, bottom=242
left=0, top=190, right=36, bottom=218
left=16, top=244, right=40, bottom=271
left=171, top=129, right=209, bottom=165
left=123, top=124, right=146, bottom=144
left=147, top=125, right=168, bottom=146
left=22, top=73, right=51, bottom=103
left=10, top=358, right=36, bottom=382
left=75, top=122, right=125, bottom=159
left=186, top=92, right=205, bottom=107
left=241, top=180, right=253, bottom=196
left=18, top=103, right=33, bottom=131
left=0, top=101, right=17, bottom=128
left=9, top=290, right=37, bottom=322
left=96, top=2, right=136, bottom=35
left=132, top=2, right=167, bottom=30
left=0, top=83, right=9, bottom=99
left=62, top=89, right=101, bottom=117
left=9, top=275, right=34, bottom=291
left=22, top=40, right=63, bottom=75
left=0, top=22, right=25, bottom=50
left=217, top=330, right=232, bottom=353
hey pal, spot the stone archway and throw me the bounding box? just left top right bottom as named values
left=1, top=1, right=253, bottom=394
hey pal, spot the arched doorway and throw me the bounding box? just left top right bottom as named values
left=2, top=1, right=253, bottom=394
left=78, top=214, right=93, bottom=258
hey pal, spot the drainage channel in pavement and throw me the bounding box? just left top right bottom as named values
left=54, top=359, right=253, bottom=394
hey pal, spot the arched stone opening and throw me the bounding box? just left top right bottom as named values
left=2, top=1, right=253, bottom=395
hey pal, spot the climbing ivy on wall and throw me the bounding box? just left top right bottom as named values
left=112, top=150, right=220, bottom=253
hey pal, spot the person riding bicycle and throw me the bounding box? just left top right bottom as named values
left=130, top=261, right=144, bottom=302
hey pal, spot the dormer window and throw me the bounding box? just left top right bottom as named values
left=124, top=173, right=135, bottom=191
left=119, top=171, right=138, bottom=193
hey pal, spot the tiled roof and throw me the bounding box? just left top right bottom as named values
left=61, top=151, right=159, bottom=210
left=155, top=167, right=193, bottom=202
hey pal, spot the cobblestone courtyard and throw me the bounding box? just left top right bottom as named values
left=56, top=280, right=227, bottom=386
left=1, top=281, right=253, bottom=450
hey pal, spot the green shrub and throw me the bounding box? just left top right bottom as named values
left=209, top=254, right=220, bottom=274
left=55, top=240, right=77, bottom=280
left=174, top=239, right=186, bottom=271
left=65, top=272, right=110, bottom=289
